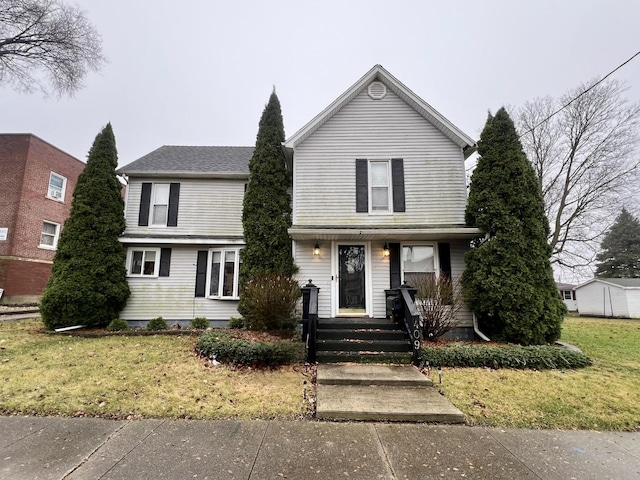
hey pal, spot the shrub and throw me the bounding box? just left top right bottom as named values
left=413, top=273, right=464, bottom=341
left=191, top=317, right=209, bottom=330
left=196, top=331, right=304, bottom=366
left=107, top=318, right=129, bottom=332
left=228, top=317, right=246, bottom=329
left=241, top=273, right=301, bottom=332
left=420, top=343, right=592, bottom=370
left=147, top=317, right=168, bottom=331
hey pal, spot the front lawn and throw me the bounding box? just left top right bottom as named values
left=0, top=320, right=311, bottom=420
left=430, top=317, right=640, bottom=430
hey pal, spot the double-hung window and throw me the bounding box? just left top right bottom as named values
left=369, top=161, right=391, bottom=213
left=40, top=221, right=60, bottom=249
left=151, top=184, right=170, bottom=225
left=128, top=248, right=160, bottom=277
left=47, top=172, right=67, bottom=201
left=208, top=248, right=240, bottom=298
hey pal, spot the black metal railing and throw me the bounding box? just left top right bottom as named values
left=398, top=283, right=422, bottom=365
left=301, top=280, right=319, bottom=363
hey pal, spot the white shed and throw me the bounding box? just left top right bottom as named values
left=575, top=278, right=640, bottom=318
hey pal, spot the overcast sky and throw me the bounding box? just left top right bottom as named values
left=2, top=0, right=640, bottom=169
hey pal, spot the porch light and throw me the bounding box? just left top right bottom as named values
left=313, top=243, right=320, bottom=256
left=383, top=243, right=390, bottom=257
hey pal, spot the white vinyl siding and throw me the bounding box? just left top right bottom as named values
left=119, top=246, right=241, bottom=321
left=449, top=240, right=472, bottom=327
left=124, top=178, right=245, bottom=237
left=292, top=89, right=467, bottom=226
left=294, top=240, right=333, bottom=318
left=575, top=280, right=640, bottom=318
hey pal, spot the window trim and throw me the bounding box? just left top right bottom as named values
left=127, top=247, right=161, bottom=277
left=39, top=221, right=60, bottom=249
left=400, top=242, right=439, bottom=285
left=47, top=172, right=67, bottom=202
left=206, top=247, right=241, bottom=299
left=368, top=160, right=393, bottom=215
left=150, top=183, right=170, bottom=227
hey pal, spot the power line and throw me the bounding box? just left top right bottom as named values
left=518, top=50, right=640, bottom=140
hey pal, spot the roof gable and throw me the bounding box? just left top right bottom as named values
left=284, top=65, right=476, bottom=158
left=117, top=146, right=254, bottom=178
left=576, top=277, right=640, bottom=290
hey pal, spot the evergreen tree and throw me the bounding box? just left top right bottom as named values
left=239, top=90, right=296, bottom=315
left=40, top=124, right=130, bottom=329
left=595, top=208, right=640, bottom=278
left=463, top=108, right=565, bottom=345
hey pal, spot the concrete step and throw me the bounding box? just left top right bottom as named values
left=317, top=329, right=407, bottom=341
left=318, top=318, right=401, bottom=331
left=317, top=364, right=431, bottom=386
left=316, top=384, right=465, bottom=422
left=316, top=351, right=412, bottom=364
left=317, top=339, right=410, bottom=352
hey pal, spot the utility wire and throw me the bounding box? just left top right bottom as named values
left=517, top=50, right=640, bottom=140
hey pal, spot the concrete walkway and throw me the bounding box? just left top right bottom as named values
left=1, top=416, right=639, bottom=479
left=317, top=364, right=465, bottom=422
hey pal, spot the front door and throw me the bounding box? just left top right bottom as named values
left=338, top=245, right=366, bottom=313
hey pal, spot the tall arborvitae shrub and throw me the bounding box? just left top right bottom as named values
left=463, top=108, right=565, bottom=345
left=40, top=124, right=130, bottom=329
left=595, top=208, right=640, bottom=278
left=239, top=91, right=297, bottom=322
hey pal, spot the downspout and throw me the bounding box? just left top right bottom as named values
left=473, top=312, right=491, bottom=342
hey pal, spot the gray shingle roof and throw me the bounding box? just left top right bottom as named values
left=599, top=278, right=640, bottom=288
left=117, top=146, right=254, bottom=175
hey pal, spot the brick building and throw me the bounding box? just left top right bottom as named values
left=0, top=134, right=84, bottom=304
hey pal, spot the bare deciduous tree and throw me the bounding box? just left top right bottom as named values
left=0, top=0, right=105, bottom=96
left=517, top=79, right=640, bottom=275
left=414, top=273, right=464, bottom=341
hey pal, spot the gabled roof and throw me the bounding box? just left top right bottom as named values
left=576, top=278, right=640, bottom=290
left=556, top=282, right=576, bottom=290
left=117, top=146, right=254, bottom=178
left=283, top=64, right=477, bottom=158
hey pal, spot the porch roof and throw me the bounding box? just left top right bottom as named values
left=288, top=225, right=483, bottom=241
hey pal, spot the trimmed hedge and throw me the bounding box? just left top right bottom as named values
left=191, top=317, right=209, bottom=330
left=107, top=318, right=129, bottom=332
left=420, top=343, right=592, bottom=370
left=147, top=317, right=168, bottom=331
left=196, top=331, right=304, bottom=367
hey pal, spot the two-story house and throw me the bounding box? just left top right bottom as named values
left=0, top=134, right=84, bottom=304
left=117, top=65, right=481, bottom=334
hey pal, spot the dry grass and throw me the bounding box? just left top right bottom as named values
left=430, top=317, right=640, bottom=430
left=0, top=320, right=313, bottom=420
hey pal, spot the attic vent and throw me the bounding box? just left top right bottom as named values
left=368, top=81, right=387, bottom=99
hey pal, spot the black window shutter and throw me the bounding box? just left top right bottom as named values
left=194, top=250, right=208, bottom=297
left=167, top=183, right=180, bottom=227
left=391, top=158, right=405, bottom=212
left=138, top=183, right=152, bottom=226
left=355, top=159, right=368, bottom=212
left=159, top=248, right=172, bottom=277
left=389, top=242, right=401, bottom=288
left=438, top=243, right=451, bottom=278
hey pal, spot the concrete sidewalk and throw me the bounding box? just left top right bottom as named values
left=1, top=416, right=638, bottom=479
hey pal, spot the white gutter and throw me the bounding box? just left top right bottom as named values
left=473, top=312, right=490, bottom=342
